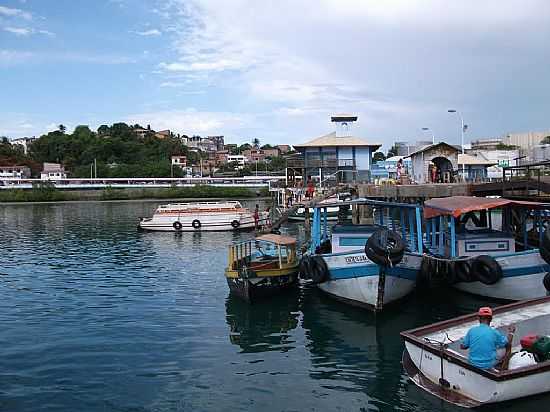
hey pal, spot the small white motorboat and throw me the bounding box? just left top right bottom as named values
left=138, top=201, right=266, bottom=232
left=401, top=296, right=550, bottom=407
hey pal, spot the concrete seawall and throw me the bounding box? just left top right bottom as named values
left=357, top=183, right=472, bottom=201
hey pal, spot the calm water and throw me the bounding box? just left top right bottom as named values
left=1, top=201, right=549, bottom=412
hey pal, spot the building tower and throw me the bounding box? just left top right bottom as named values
left=331, top=114, right=358, bottom=137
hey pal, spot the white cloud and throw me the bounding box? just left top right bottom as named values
left=0, top=5, right=32, bottom=20
left=125, top=109, right=253, bottom=137
left=0, top=50, right=134, bottom=65
left=3, top=26, right=31, bottom=36
left=0, top=49, right=33, bottom=66
left=3, top=26, right=55, bottom=37
left=150, top=0, right=550, bottom=145
left=133, top=29, right=162, bottom=36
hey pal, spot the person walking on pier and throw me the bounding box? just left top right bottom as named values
left=253, top=204, right=260, bottom=229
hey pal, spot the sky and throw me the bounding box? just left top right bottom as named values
left=1, top=0, right=550, bottom=150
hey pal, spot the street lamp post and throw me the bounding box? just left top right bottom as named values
left=448, top=109, right=466, bottom=180
left=421, top=127, right=435, bottom=145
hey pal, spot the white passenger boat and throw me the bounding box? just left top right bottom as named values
left=138, top=201, right=266, bottom=232
left=300, top=199, right=424, bottom=311
left=421, top=196, right=550, bottom=300
left=401, top=296, right=550, bottom=408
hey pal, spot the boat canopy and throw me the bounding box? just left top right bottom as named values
left=255, top=234, right=296, bottom=246
left=424, top=196, right=547, bottom=219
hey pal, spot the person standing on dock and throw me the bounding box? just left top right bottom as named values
left=253, top=204, right=260, bottom=229
left=306, top=178, right=315, bottom=200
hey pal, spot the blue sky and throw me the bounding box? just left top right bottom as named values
left=2, top=0, right=550, bottom=149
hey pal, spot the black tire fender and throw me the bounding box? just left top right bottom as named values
left=192, top=219, right=201, bottom=229
left=368, top=228, right=406, bottom=257
left=454, top=259, right=473, bottom=283
left=443, top=260, right=457, bottom=285
left=231, top=220, right=240, bottom=229
left=471, top=255, right=502, bottom=285
left=299, top=256, right=312, bottom=279
left=417, top=256, right=432, bottom=286
left=540, top=230, right=550, bottom=265
left=173, top=221, right=183, bottom=231
left=543, top=273, right=550, bottom=292
left=310, top=256, right=329, bottom=284
left=365, top=228, right=405, bottom=267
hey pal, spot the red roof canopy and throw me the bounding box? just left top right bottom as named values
left=424, top=196, right=546, bottom=219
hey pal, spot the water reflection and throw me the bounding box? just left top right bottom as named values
left=225, top=290, right=300, bottom=353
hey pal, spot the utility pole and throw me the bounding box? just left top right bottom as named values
left=94, top=158, right=97, bottom=178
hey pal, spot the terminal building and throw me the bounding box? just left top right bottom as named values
left=292, top=114, right=381, bottom=184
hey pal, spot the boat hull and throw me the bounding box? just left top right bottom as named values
left=226, top=274, right=298, bottom=303
left=404, top=342, right=550, bottom=406
left=453, top=251, right=550, bottom=300
left=316, top=251, right=422, bottom=310
left=139, top=214, right=265, bottom=232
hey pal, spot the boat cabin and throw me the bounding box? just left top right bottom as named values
left=423, top=196, right=550, bottom=258
left=226, top=234, right=298, bottom=277
left=310, top=198, right=424, bottom=255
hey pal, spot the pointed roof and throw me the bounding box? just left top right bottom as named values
left=293, top=132, right=381, bottom=150
left=405, top=142, right=459, bottom=158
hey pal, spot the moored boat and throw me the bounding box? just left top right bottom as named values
left=138, top=201, right=266, bottom=232
left=300, top=199, right=424, bottom=311
left=287, top=192, right=352, bottom=222
left=421, top=196, right=550, bottom=300
left=401, top=296, right=550, bottom=407
left=225, top=234, right=299, bottom=302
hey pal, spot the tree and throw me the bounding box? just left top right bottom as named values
left=541, top=136, right=550, bottom=145
left=58, top=124, right=67, bottom=134
left=97, top=125, right=110, bottom=135
left=252, top=138, right=260, bottom=149
left=387, top=144, right=398, bottom=158
left=261, top=144, right=273, bottom=150
left=373, top=151, right=386, bottom=162
left=496, top=143, right=519, bottom=150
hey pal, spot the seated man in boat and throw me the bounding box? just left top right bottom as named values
left=460, top=307, right=516, bottom=370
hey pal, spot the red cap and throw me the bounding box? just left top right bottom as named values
left=478, top=307, right=493, bottom=317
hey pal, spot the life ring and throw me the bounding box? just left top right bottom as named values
left=310, top=256, right=329, bottom=284
left=471, top=255, right=502, bottom=285
left=543, top=273, right=550, bottom=292
left=192, top=219, right=201, bottom=229
left=173, top=221, right=183, bottom=231
left=231, top=220, right=240, bottom=229
left=461, top=212, right=482, bottom=227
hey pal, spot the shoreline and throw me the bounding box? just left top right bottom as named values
left=0, top=186, right=269, bottom=204
left=0, top=196, right=271, bottom=206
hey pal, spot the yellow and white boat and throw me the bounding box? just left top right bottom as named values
left=225, top=234, right=299, bottom=302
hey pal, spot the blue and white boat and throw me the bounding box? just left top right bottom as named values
left=300, top=199, right=424, bottom=311
left=422, top=196, right=550, bottom=300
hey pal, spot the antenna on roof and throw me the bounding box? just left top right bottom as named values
left=331, top=114, right=357, bottom=137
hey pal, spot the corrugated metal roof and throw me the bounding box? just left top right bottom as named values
left=293, top=132, right=381, bottom=149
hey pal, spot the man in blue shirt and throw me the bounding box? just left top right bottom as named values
left=460, top=307, right=515, bottom=370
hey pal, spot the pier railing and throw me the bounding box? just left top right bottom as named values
left=0, top=175, right=286, bottom=190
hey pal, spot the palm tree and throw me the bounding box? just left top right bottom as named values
left=252, top=138, right=260, bottom=149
